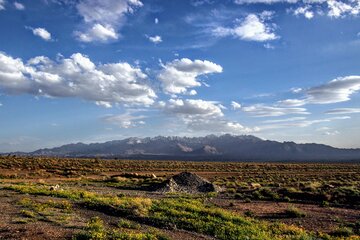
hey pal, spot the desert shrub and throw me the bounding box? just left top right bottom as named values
left=283, top=196, right=291, bottom=202
left=73, top=217, right=107, bottom=240
left=234, top=193, right=244, bottom=199
left=284, top=206, right=306, bottom=218
left=227, top=188, right=236, bottom=194
left=117, top=219, right=141, bottom=229
left=320, top=201, right=330, bottom=207
left=330, top=227, right=354, bottom=237
left=20, top=209, right=36, bottom=218
left=244, top=210, right=254, bottom=217
left=244, top=198, right=252, bottom=203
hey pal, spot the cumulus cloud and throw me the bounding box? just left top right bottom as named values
left=327, top=0, right=355, bottom=18
left=147, top=35, right=162, bottom=44
left=26, top=27, right=52, bottom=41
left=14, top=1, right=24, bottom=10
left=0, top=51, right=156, bottom=106
left=280, top=76, right=360, bottom=106
left=231, top=101, right=242, bottom=110
left=159, top=98, right=257, bottom=134
left=160, top=99, right=224, bottom=118
left=75, top=0, right=143, bottom=43
left=186, top=118, right=258, bottom=133
left=157, top=58, right=222, bottom=95
left=102, top=112, right=146, bottom=128
left=325, top=108, right=360, bottom=114
left=75, top=23, right=117, bottom=42
left=292, top=5, right=314, bottom=19
left=213, top=13, right=278, bottom=42
left=242, top=104, right=309, bottom=117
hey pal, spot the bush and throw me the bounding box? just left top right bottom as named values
left=284, top=206, right=306, bottom=218
left=244, top=210, right=254, bottom=217
left=117, top=219, right=141, bottom=229
left=330, top=227, right=353, bottom=237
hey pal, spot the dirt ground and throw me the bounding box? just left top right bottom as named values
left=0, top=157, right=359, bottom=239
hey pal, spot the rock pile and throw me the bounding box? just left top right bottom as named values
left=154, top=172, right=220, bottom=193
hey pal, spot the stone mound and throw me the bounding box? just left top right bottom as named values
left=154, top=172, right=219, bottom=193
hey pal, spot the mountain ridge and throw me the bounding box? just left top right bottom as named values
left=8, top=134, right=360, bottom=162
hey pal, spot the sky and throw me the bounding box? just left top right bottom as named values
left=0, top=0, right=360, bottom=152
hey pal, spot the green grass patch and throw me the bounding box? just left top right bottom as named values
left=3, top=183, right=349, bottom=240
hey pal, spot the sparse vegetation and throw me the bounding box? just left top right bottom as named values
left=0, top=156, right=359, bottom=239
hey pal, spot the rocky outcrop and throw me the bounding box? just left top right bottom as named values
left=154, top=172, right=220, bottom=193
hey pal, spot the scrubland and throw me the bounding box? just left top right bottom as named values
left=0, top=156, right=359, bottom=239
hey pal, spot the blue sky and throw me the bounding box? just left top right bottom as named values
left=1, top=0, right=360, bottom=152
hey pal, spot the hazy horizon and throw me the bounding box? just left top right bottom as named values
left=1, top=0, right=360, bottom=152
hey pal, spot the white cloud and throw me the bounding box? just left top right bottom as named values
left=280, top=76, right=360, bottom=106
left=293, top=5, right=314, bottom=19
left=75, top=0, right=143, bottom=43
left=0, top=0, right=5, bottom=10
left=0, top=51, right=156, bottom=106
left=186, top=118, right=259, bottom=134
left=154, top=18, right=159, bottom=24
left=27, top=27, right=52, bottom=41
left=159, top=98, right=257, bottom=134
left=323, top=130, right=340, bottom=135
left=262, top=116, right=307, bottom=123
left=235, top=0, right=360, bottom=18
left=157, top=58, right=222, bottom=95
left=290, top=87, right=303, bottom=93
left=327, top=0, right=354, bottom=18
left=213, top=13, right=278, bottom=42
left=147, top=35, right=162, bottom=44
left=75, top=23, right=118, bottom=42
left=278, top=98, right=307, bottom=107
left=231, top=101, right=242, bottom=109
left=160, top=99, right=224, bottom=118
left=260, top=116, right=350, bottom=129
left=95, top=101, right=112, bottom=108
left=242, top=104, right=309, bottom=117
left=316, top=126, right=340, bottom=136
left=325, top=108, right=360, bottom=114
left=103, top=112, right=146, bottom=128
left=14, top=1, right=24, bottom=10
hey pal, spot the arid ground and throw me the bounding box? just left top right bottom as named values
left=0, top=156, right=359, bottom=240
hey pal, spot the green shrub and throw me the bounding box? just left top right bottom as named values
left=330, top=227, right=353, bottom=237
left=284, top=206, right=306, bottom=218
left=117, top=219, right=141, bottom=229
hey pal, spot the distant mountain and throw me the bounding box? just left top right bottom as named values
left=16, top=134, right=360, bottom=162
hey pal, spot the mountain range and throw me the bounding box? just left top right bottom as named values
left=11, top=134, right=360, bottom=162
